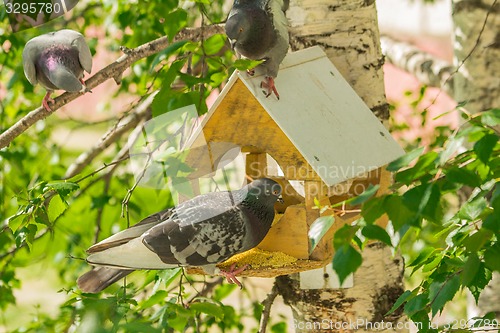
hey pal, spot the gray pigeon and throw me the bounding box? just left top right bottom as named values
left=225, top=0, right=289, bottom=99
left=22, top=29, right=92, bottom=110
left=77, top=178, right=283, bottom=293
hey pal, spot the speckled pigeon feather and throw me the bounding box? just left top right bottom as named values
left=225, top=0, right=289, bottom=78
left=77, top=178, right=282, bottom=293
left=22, top=29, right=92, bottom=93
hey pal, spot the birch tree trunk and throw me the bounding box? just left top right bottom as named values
left=452, top=0, right=500, bottom=321
left=279, top=1, right=407, bottom=332
left=451, top=0, right=500, bottom=115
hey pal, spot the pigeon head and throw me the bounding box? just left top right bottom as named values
left=245, top=178, right=283, bottom=207
left=225, top=9, right=274, bottom=59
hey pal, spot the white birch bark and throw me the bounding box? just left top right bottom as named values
left=452, top=0, right=500, bottom=114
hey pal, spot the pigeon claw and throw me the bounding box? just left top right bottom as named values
left=219, top=263, right=249, bottom=289
left=42, top=92, right=54, bottom=111
left=79, top=79, right=92, bottom=93
left=247, top=69, right=255, bottom=76
left=260, top=76, right=280, bottom=100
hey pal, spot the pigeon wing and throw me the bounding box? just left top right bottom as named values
left=22, top=41, right=38, bottom=86
left=143, top=206, right=247, bottom=267
left=261, top=0, right=289, bottom=77
left=71, top=33, right=92, bottom=74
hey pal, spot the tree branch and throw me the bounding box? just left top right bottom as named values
left=0, top=24, right=225, bottom=149
left=258, top=282, right=279, bottom=333
left=380, top=35, right=455, bottom=94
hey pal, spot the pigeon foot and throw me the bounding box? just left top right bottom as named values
left=219, top=263, right=249, bottom=289
left=42, top=92, right=54, bottom=111
left=79, top=79, right=92, bottom=93
left=260, top=76, right=279, bottom=100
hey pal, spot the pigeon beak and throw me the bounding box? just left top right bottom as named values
left=230, top=39, right=237, bottom=51
left=277, top=196, right=284, bottom=204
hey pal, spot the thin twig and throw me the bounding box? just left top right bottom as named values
left=258, top=282, right=279, bottom=333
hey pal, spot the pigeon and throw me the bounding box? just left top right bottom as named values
left=77, top=178, right=283, bottom=293
left=225, top=0, right=289, bottom=99
left=22, top=29, right=92, bottom=111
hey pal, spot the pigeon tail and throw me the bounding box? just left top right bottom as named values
left=87, top=237, right=176, bottom=270
left=77, top=267, right=134, bottom=293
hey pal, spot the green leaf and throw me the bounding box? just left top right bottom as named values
left=463, top=229, right=493, bottom=252
left=444, top=167, right=482, bottom=187
left=429, top=275, right=460, bottom=317
left=467, top=263, right=492, bottom=303
left=333, top=224, right=360, bottom=249
left=383, top=195, right=415, bottom=231
left=422, top=254, right=442, bottom=273
left=203, top=34, right=226, bottom=55
left=484, top=243, right=500, bottom=271
left=48, top=195, right=67, bottom=222
left=140, top=290, right=169, bottom=309
left=461, top=254, right=480, bottom=287
left=386, top=146, right=424, bottom=172
left=361, top=224, right=392, bottom=246
left=483, top=213, right=500, bottom=231
left=233, top=58, right=264, bottom=71
left=386, top=290, right=413, bottom=315
left=350, top=184, right=380, bottom=206
left=396, top=151, right=439, bottom=184
left=150, top=40, right=189, bottom=70
left=43, top=181, right=79, bottom=197
left=213, top=284, right=238, bottom=302
left=271, top=322, right=288, bottom=333
left=157, top=268, right=181, bottom=289
left=458, top=196, right=488, bottom=221
left=480, top=108, right=500, bottom=126
left=474, top=133, right=498, bottom=164
left=308, top=216, right=335, bottom=255
left=8, top=214, right=27, bottom=233
left=120, top=322, right=161, bottom=333
left=189, top=301, right=224, bottom=319
left=331, top=245, right=362, bottom=284
left=438, top=137, right=464, bottom=166
left=163, top=9, right=188, bottom=41
left=402, top=183, right=442, bottom=223
left=408, top=247, right=435, bottom=268
left=404, top=293, right=428, bottom=315
left=361, top=196, right=385, bottom=224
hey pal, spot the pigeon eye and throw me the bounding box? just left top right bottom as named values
left=273, top=190, right=279, bottom=195
left=239, top=27, right=244, bottom=33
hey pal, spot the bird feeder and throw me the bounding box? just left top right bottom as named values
left=184, top=46, right=404, bottom=278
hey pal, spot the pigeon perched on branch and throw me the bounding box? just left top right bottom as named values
left=77, top=178, right=283, bottom=293
left=22, top=29, right=92, bottom=110
left=225, top=0, right=289, bottom=99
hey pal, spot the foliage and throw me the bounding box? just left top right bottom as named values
left=312, top=106, right=499, bottom=331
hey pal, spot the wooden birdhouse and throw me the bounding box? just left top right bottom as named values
left=183, top=46, right=404, bottom=278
